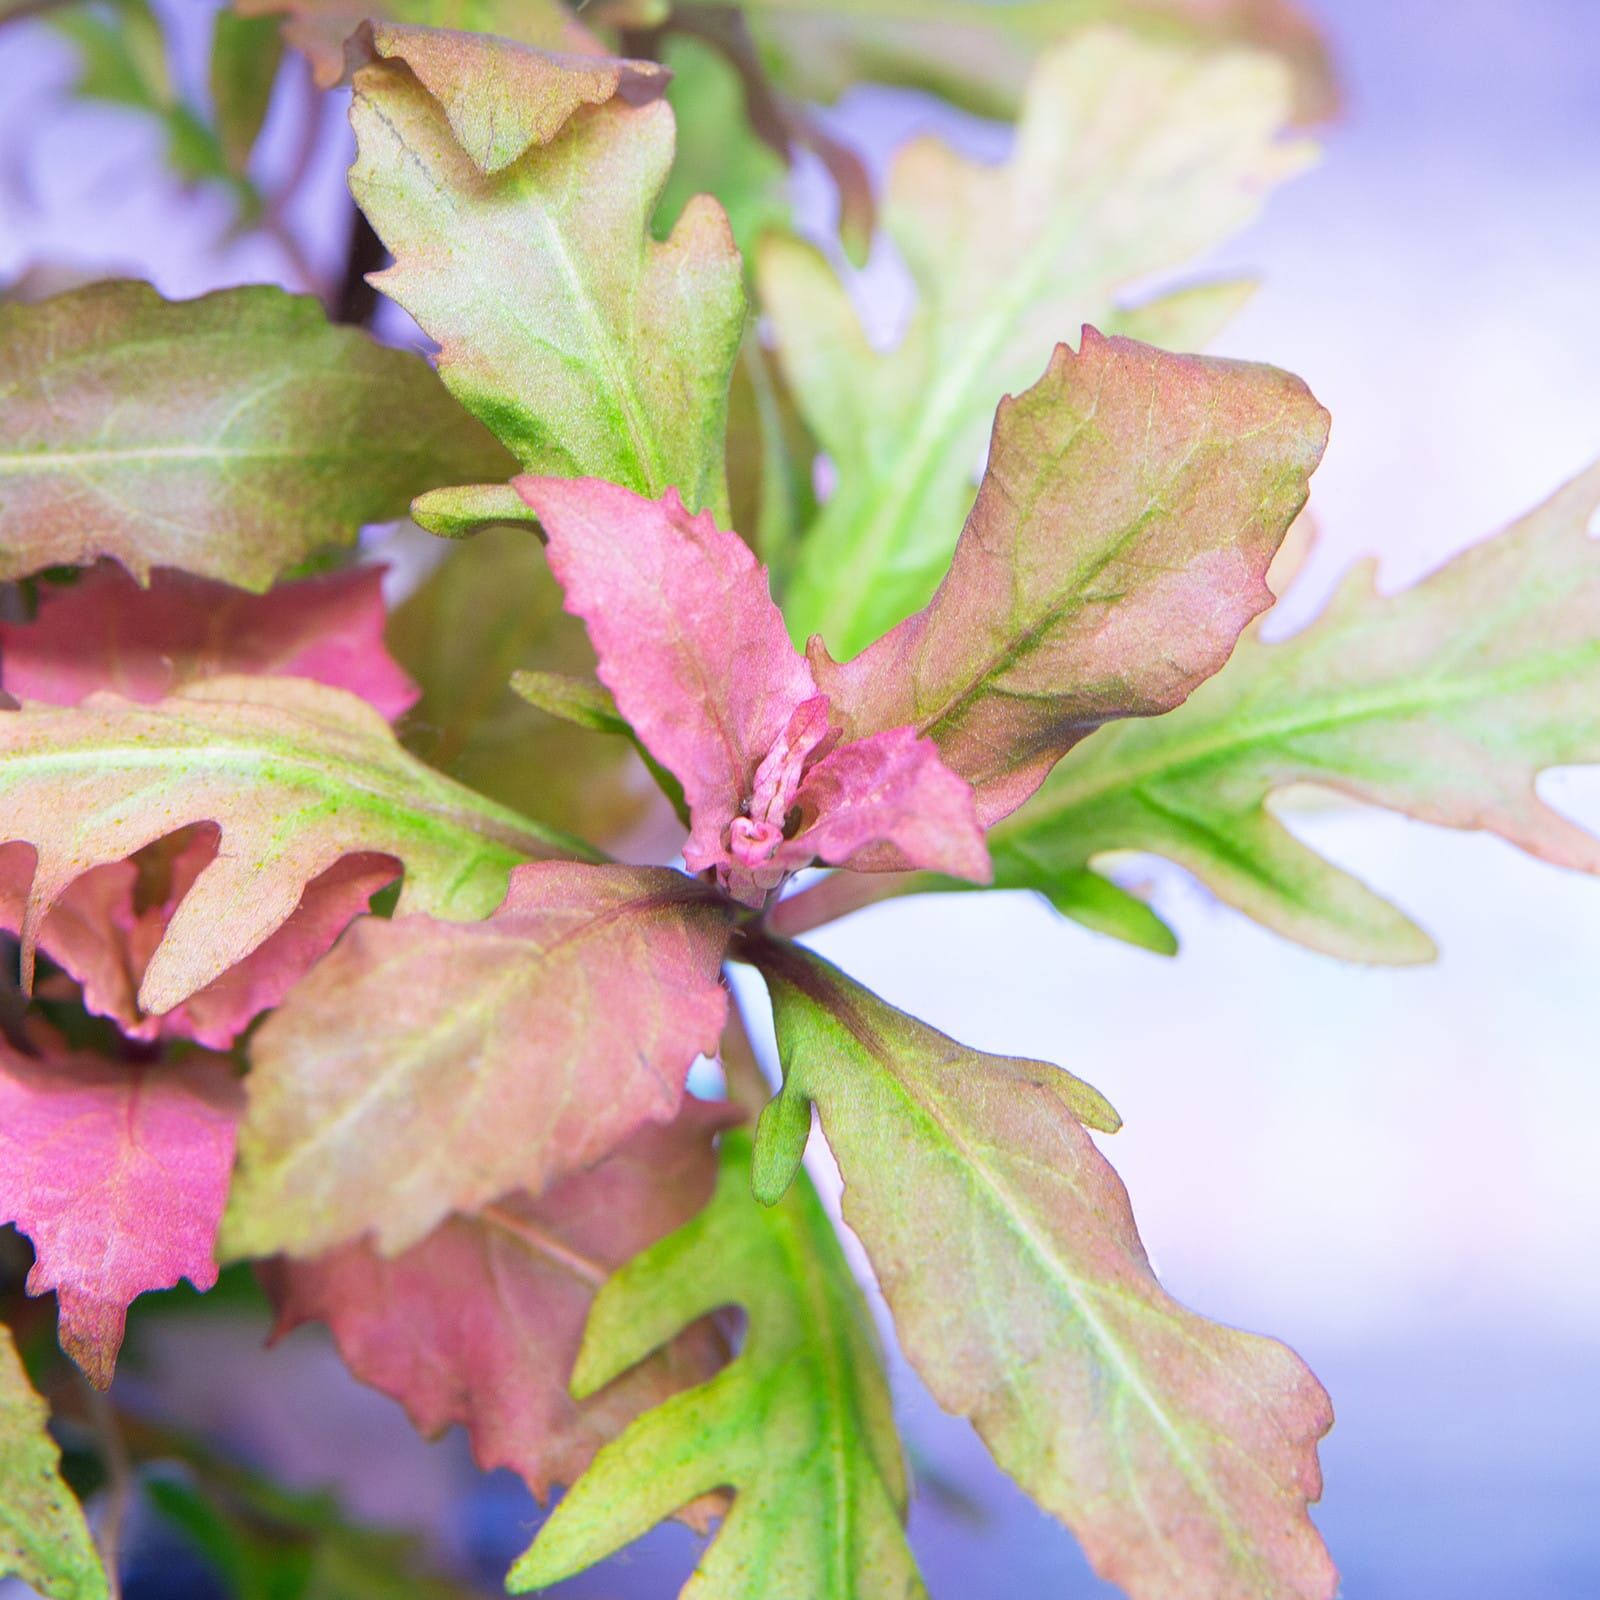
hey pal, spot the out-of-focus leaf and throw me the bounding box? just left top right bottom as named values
left=0, top=1036, right=242, bottom=1386
left=348, top=27, right=746, bottom=521
left=0, top=566, right=418, bottom=721
left=738, top=0, right=1338, bottom=126
left=750, top=939, right=1336, bottom=1600
left=237, top=0, right=598, bottom=89
left=725, top=333, right=819, bottom=589
left=210, top=10, right=285, bottom=175
left=989, top=459, right=1600, bottom=962
left=809, top=333, right=1329, bottom=827
left=763, top=30, right=1311, bottom=654
left=223, top=863, right=733, bottom=1258
left=263, top=1101, right=734, bottom=1499
left=0, top=283, right=515, bottom=590
left=0, top=1324, right=106, bottom=1600
left=521, top=475, right=989, bottom=905
left=655, top=33, right=790, bottom=256
left=0, top=676, right=588, bottom=1011
left=145, top=1466, right=475, bottom=1600
left=511, top=1131, right=923, bottom=1598
left=387, top=526, right=652, bottom=841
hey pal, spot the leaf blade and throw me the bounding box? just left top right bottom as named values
left=224, top=862, right=732, bottom=1257
left=0, top=1325, right=107, bottom=1600
left=750, top=941, right=1335, bottom=1600
left=0, top=282, right=514, bottom=590
left=988, top=458, right=1600, bottom=959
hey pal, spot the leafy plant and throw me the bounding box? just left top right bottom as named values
left=0, top=5, right=1592, bottom=1599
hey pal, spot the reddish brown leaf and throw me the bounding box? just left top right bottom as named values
left=263, top=1101, right=736, bottom=1500
left=812, top=331, right=1329, bottom=827
left=223, top=863, right=734, bottom=1258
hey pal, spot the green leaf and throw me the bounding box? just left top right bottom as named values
left=0, top=1324, right=108, bottom=1600
left=511, top=1131, right=924, bottom=1598
left=762, top=29, right=1311, bottom=655
left=725, top=332, right=819, bottom=593
left=0, top=282, right=515, bottom=590
left=146, top=1466, right=477, bottom=1600
left=387, top=525, right=654, bottom=841
left=988, top=459, right=1600, bottom=962
left=749, top=940, right=1337, bottom=1600
left=0, top=674, right=591, bottom=1013
left=655, top=33, right=791, bottom=257
left=739, top=0, right=1339, bottom=126
left=209, top=10, right=285, bottom=175
left=348, top=26, right=748, bottom=520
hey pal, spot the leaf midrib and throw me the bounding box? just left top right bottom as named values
left=780, top=961, right=1270, bottom=1583
left=1009, top=633, right=1600, bottom=830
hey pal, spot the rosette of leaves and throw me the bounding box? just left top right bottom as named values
left=1, top=14, right=1599, bottom=1600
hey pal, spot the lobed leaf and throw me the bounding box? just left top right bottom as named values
left=223, top=863, right=733, bottom=1258
left=738, top=0, right=1339, bottom=126
left=512, top=1131, right=923, bottom=1598
left=810, top=332, right=1329, bottom=827
left=762, top=29, right=1311, bottom=654
left=0, top=282, right=514, bottom=590
left=0, top=1036, right=243, bottom=1387
left=348, top=27, right=746, bottom=520
left=749, top=939, right=1336, bottom=1600
left=0, top=565, right=418, bottom=720
left=0, top=1325, right=106, bottom=1600
left=0, top=675, right=588, bottom=1013
left=988, top=459, right=1600, bottom=961
left=262, top=1101, right=734, bottom=1501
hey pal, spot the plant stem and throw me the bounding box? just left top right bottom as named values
left=333, top=207, right=387, bottom=326
left=80, top=1376, right=131, bottom=1600
left=764, top=870, right=925, bottom=939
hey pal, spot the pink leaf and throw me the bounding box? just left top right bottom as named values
left=0, top=565, right=418, bottom=720
left=519, top=476, right=815, bottom=875
left=262, top=1100, right=736, bottom=1501
left=516, top=475, right=990, bottom=903
left=0, top=835, right=398, bottom=1050
left=782, top=725, right=991, bottom=882
left=0, top=1036, right=243, bottom=1386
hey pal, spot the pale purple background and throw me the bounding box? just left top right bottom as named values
left=2, top=2, right=1598, bottom=1596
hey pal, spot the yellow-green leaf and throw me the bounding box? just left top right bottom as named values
left=750, top=940, right=1335, bottom=1600
left=348, top=27, right=747, bottom=520
left=989, top=459, right=1600, bottom=962
left=0, top=675, right=589, bottom=1013
left=512, top=1132, right=923, bottom=1599
left=0, top=1325, right=108, bottom=1600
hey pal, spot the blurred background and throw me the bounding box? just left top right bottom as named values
left=2, top=1, right=1598, bottom=1596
